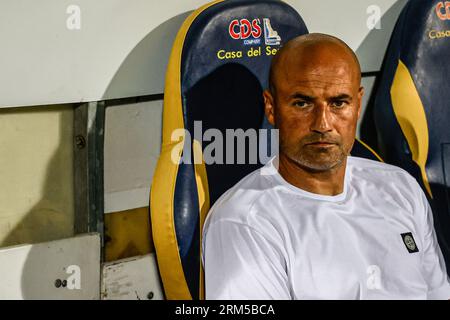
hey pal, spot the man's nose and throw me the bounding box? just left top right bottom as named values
left=310, top=104, right=332, bottom=133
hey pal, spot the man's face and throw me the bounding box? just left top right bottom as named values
left=264, top=48, right=364, bottom=172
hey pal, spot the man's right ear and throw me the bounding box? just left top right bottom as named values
left=263, top=90, right=276, bottom=126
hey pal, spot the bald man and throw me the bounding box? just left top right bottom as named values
left=202, top=34, right=450, bottom=300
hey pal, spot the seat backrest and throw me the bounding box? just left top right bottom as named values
left=373, top=0, right=450, bottom=274
left=151, top=0, right=308, bottom=300
left=151, top=0, right=382, bottom=300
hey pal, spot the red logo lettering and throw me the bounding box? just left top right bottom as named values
left=239, top=19, right=252, bottom=39
left=436, top=1, right=450, bottom=20
left=251, top=19, right=262, bottom=38
left=229, top=19, right=240, bottom=39
left=228, top=18, right=262, bottom=39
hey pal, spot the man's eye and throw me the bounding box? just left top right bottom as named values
left=332, top=101, right=347, bottom=108
left=293, top=101, right=309, bottom=108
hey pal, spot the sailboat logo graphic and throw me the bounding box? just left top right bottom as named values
left=263, top=18, right=281, bottom=46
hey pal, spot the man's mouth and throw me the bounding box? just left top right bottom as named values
left=305, top=141, right=336, bottom=147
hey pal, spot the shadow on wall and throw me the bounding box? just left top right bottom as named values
left=0, top=105, right=79, bottom=299
left=103, top=11, right=192, bottom=100
left=100, top=12, right=193, bottom=262
left=0, top=105, right=74, bottom=248
left=357, top=0, right=408, bottom=151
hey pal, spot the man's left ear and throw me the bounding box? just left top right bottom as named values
left=357, top=86, right=364, bottom=119
left=263, top=89, right=276, bottom=126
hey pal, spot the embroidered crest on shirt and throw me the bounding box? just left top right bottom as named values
left=401, top=232, right=419, bottom=253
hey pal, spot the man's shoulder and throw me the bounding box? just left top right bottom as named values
left=204, top=166, right=273, bottom=227
left=349, top=156, right=414, bottom=178
left=348, top=155, right=402, bottom=171
left=348, top=156, right=422, bottom=194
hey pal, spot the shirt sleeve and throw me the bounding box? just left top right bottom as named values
left=203, top=220, right=291, bottom=300
left=418, top=191, right=450, bottom=300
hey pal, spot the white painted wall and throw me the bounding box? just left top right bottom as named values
left=288, top=0, right=407, bottom=72
left=0, top=0, right=205, bottom=108
left=0, top=233, right=100, bottom=299
left=104, top=100, right=162, bottom=213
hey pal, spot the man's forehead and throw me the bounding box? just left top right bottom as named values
left=282, top=83, right=355, bottom=100
left=277, top=63, right=357, bottom=93
left=283, top=51, right=355, bottom=75
left=283, top=64, right=353, bottom=81
left=269, top=35, right=361, bottom=92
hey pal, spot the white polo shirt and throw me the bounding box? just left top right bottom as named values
left=202, top=156, right=450, bottom=299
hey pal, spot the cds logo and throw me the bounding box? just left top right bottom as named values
left=436, top=1, right=450, bottom=20
left=228, top=18, right=281, bottom=46
left=229, top=19, right=262, bottom=40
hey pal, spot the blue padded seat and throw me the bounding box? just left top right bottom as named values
left=373, top=0, right=450, bottom=274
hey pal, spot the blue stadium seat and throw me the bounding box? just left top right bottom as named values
left=373, top=0, right=450, bottom=275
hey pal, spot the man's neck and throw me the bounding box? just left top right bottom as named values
left=277, top=154, right=347, bottom=196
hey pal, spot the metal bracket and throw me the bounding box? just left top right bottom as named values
left=73, top=101, right=106, bottom=260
